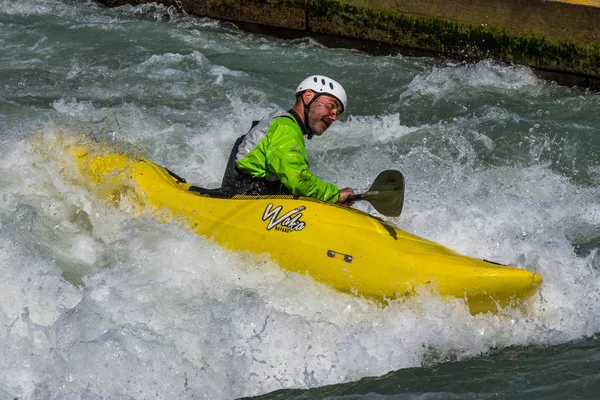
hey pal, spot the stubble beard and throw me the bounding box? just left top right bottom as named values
left=307, top=107, right=327, bottom=136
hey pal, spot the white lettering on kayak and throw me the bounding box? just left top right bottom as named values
left=262, top=204, right=306, bottom=232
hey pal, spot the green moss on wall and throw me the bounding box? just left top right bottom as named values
left=95, top=0, right=600, bottom=80
left=309, top=0, right=600, bottom=77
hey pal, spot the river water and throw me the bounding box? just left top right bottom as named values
left=1, top=1, right=600, bottom=399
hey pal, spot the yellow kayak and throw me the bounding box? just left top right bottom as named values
left=66, top=139, right=542, bottom=314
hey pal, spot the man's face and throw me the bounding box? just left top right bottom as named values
left=307, top=94, right=343, bottom=136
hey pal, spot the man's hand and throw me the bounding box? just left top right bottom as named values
left=338, top=187, right=355, bottom=206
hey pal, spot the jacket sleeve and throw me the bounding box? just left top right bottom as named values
left=265, top=122, right=340, bottom=202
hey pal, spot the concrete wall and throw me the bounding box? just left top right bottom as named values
left=97, top=0, right=600, bottom=88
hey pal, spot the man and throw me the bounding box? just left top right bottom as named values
left=220, top=75, right=355, bottom=204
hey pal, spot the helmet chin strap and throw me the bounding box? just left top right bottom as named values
left=302, top=93, right=321, bottom=140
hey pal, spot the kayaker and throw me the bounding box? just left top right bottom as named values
left=220, top=75, right=355, bottom=204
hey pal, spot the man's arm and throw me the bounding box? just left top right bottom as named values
left=265, top=123, right=340, bottom=202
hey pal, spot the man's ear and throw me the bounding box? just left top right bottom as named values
left=302, top=90, right=315, bottom=104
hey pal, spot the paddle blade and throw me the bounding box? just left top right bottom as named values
left=360, top=170, right=405, bottom=217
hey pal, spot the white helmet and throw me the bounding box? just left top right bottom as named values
left=295, top=75, right=347, bottom=114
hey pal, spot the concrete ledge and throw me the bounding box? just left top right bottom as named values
left=97, top=0, right=600, bottom=88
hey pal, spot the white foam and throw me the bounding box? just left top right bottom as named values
left=0, top=0, right=109, bottom=22
left=403, top=60, right=541, bottom=100
left=52, top=98, right=108, bottom=122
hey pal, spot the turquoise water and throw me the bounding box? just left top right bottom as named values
left=1, top=1, right=600, bottom=399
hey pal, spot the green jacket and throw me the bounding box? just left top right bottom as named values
left=236, top=111, right=340, bottom=202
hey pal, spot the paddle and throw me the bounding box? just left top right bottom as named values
left=350, top=170, right=405, bottom=217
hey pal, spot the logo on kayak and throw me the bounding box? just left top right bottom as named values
left=262, top=204, right=306, bottom=232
